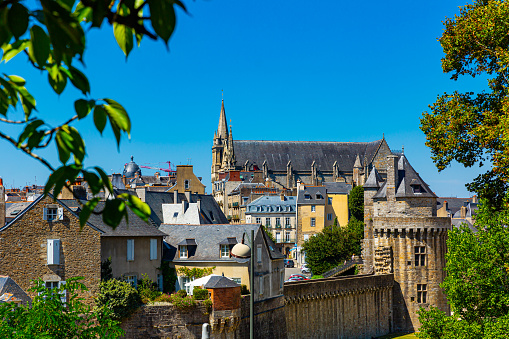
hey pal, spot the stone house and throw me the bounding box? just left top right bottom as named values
left=159, top=223, right=284, bottom=301
left=0, top=194, right=165, bottom=304
left=437, top=196, right=478, bottom=231
left=245, top=194, right=297, bottom=258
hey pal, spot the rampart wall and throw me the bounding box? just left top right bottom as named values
left=284, top=274, right=394, bottom=339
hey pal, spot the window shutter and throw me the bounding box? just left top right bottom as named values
left=57, top=207, right=63, bottom=220
left=257, top=245, right=262, bottom=263
left=58, top=281, right=67, bottom=303
left=127, top=239, right=134, bottom=261
left=47, top=239, right=60, bottom=265
left=43, top=208, right=48, bottom=221
left=150, top=239, right=157, bottom=260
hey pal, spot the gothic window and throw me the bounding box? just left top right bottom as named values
left=417, top=284, right=427, bottom=303
left=414, top=246, right=426, bottom=266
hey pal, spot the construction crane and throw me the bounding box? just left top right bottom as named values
left=139, top=161, right=176, bottom=173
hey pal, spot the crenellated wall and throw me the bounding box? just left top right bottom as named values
left=284, top=274, right=394, bottom=339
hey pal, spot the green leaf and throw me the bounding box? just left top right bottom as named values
left=79, top=197, right=100, bottom=229
left=68, top=66, right=90, bottom=94
left=0, top=76, right=18, bottom=106
left=29, top=25, right=50, bottom=67
left=44, top=166, right=67, bottom=196
left=82, top=171, right=101, bottom=195
left=113, top=23, right=134, bottom=57
left=18, top=119, right=44, bottom=146
left=93, top=105, right=107, bottom=134
left=0, top=8, right=12, bottom=47
left=103, top=98, right=131, bottom=133
left=1, top=40, right=30, bottom=62
left=119, top=193, right=151, bottom=222
left=26, top=130, right=46, bottom=150
left=6, top=75, right=25, bottom=86
left=7, top=3, right=29, bottom=39
left=17, top=86, right=37, bottom=119
left=55, top=125, right=85, bottom=164
left=103, top=199, right=127, bottom=228
left=74, top=99, right=91, bottom=119
left=47, top=64, right=67, bottom=94
left=148, top=0, right=176, bottom=44
left=94, top=166, right=113, bottom=195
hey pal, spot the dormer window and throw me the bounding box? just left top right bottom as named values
left=316, top=193, right=323, bottom=199
left=179, top=246, right=188, bottom=258
left=304, top=194, right=311, bottom=200
left=219, top=237, right=237, bottom=258
left=220, top=244, right=230, bottom=258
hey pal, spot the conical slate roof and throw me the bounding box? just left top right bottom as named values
left=364, top=167, right=383, bottom=188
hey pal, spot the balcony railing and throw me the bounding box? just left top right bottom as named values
left=232, top=202, right=239, bottom=207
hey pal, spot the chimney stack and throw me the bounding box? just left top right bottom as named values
left=185, top=191, right=191, bottom=203
left=386, top=155, right=399, bottom=202
left=174, top=190, right=178, bottom=203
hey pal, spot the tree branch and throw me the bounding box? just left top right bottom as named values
left=0, top=130, right=54, bottom=171
left=0, top=117, right=35, bottom=124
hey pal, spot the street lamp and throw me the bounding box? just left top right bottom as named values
left=231, top=229, right=254, bottom=339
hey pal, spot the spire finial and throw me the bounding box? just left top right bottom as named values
left=222, top=89, right=223, bottom=101
left=402, top=145, right=404, bottom=154
left=131, top=155, right=133, bottom=162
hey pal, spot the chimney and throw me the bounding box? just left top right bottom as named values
left=386, top=155, right=399, bottom=202
left=443, top=200, right=448, bottom=212
left=280, top=191, right=285, bottom=201
left=472, top=195, right=478, bottom=203
left=136, top=187, right=147, bottom=202
left=174, top=190, right=178, bottom=203
left=182, top=200, right=189, bottom=214
left=460, top=205, right=467, bottom=219
left=185, top=191, right=191, bottom=203
left=155, top=171, right=160, bottom=179
left=197, top=199, right=201, bottom=212
left=0, top=178, right=4, bottom=227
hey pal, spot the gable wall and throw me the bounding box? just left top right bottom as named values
left=0, top=195, right=101, bottom=304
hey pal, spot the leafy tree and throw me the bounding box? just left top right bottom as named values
left=176, top=266, right=215, bottom=280
left=0, top=277, right=123, bottom=338
left=96, top=278, right=141, bottom=320
left=419, top=0, right=509, bottom=207
left=159, top=261, right=177, bottom=293
left=0, top=0, right=186, bottom=227
left=417, top=198, right=509, bottom=338
left=348, top=185, right=364, bottom=221
left=302, top=219, right=363, bottom=275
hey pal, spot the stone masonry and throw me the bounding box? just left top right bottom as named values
left=0, top=195, right=101, bottom=304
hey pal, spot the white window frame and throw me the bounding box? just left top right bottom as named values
left=180, top=245, right=188, bottom=258
left=47, top=239, right=60, bottom=265
left=43, top=207, right=63, bottom=221
left=256, top=217, right=261, bottom=224
left=275, top=232, right=281, bottom=243
left=125, top=275, right=137, bottom=288
left=150, top=238, right=158, bottom=260
left=285, top=232, right=290, bottom=242
left=44, top=281, right=66, bottom=303
left=285, top=217, right=291, bottom=226
left=265, top=218, right=271, bottom=227
left=232, top=278, right=241, bottom=285
left=127, top=239, right=134, bottom=261
left=220, top=244, right=230, bottom=258
left=311, top=218, right=316, bottom=227
left=275, top=217, right=281, bottom=226
left=311, top=205, right=316, bottom=212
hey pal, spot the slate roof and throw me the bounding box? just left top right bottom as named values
left=60, top=199, right=165, bottom=237
left=373, top=155, right=436, bottom=199
left=159, top=224, right=284, bottom=262
left=297, top=186, right=327, bottom=204
left=233, top=139, right=384, bottom=172
left=144, top=191, right=228, bottom=226
left=364, top=167, right=383, bottom=189
left=204, top=276, right=240, bottom=289
left=0, top=276, right=31, bottom=305
left=5, top=202, right=32, bottom=221
left=246, top=195, right=296, bottom=213
left=323, top=182, right=352, bottom=194
left=437, top=198, right=476, bottom=216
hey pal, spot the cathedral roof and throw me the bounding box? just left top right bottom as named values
left=232, top=139, right=385, bottom=172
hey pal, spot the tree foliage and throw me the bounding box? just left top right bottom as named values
left=96, top=278, right=141, bottom=320
left=302, top=219, right=364, bottom=275
left=417, top=198, right=509, bottom=338
left=348, top=185, right=364, bottom=221
left=0, top=0, right=186, bottom=228
left=176, top=266, right=215, bottom=280
left=0, top=277, right=123, bottom=338
left=420, top=0, right=509, bottom=207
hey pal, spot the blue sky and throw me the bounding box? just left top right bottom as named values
left=0, top=0, right=485, bottom=197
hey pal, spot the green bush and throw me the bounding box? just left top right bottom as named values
left=96, top=279, right=142, bottom=320
left=138, top=273, right=161, bottom=303
left=193, top=287, right=209, bottom=300
left=311, top=275, right=324, bottom=279
left=153, top=293, right=173, bottom=303
left=170, top=293, right=196, bottom=310
left=241, top=284, right=250, bottom=295
left=202, top=298, right=213, bottom=314
left=176, top=289, right=188, bottom=298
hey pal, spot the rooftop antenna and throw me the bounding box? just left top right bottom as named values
left=402, top=145, right=405, bottom=154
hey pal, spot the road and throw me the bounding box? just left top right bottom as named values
left=284, top=267, right=311, bottom=280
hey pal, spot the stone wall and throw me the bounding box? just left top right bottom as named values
left=284, top=274, right=394, bottom=339
left=0, top=195, right=101, bottom=304
left=239, top=294, right=286, bottom=339
left=121, top=303, right=209, bottom=338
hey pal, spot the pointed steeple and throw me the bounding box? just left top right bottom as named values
left=217, top=99, right=228, bottom=140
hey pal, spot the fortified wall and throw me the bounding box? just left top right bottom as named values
left=284, top=274, right=394, bottom=339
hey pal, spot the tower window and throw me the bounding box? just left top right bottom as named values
left=417, top=284, right=427, bottom=303
left=414, top=246, right=426, bottom=266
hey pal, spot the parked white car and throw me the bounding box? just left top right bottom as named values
left=301, top=264, right=311, bottom=274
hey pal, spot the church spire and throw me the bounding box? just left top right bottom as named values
left=217, top=99, right=228, bottom=140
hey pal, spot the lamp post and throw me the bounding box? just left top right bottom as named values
left=231, top=229, right=254, bottom=339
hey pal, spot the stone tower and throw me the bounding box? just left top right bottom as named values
left=211, top=100, right=229, bottom=182
left=362, top=154, right=451, bottom=332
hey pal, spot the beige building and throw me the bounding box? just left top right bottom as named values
left=167, top=165, right=206, bottom=195
left=159, top=224, right=284, bottom=301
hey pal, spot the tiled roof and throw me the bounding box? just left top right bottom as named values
left=323, top=182, right=352, bottom=194
left=204, top=276, right=240, bottom=289
left=233, top=139, right=384, bottom=172
left=297, top=186, right=327, bottom=204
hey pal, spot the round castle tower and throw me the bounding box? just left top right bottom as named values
left=362, top=154, right=451, bottom=332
